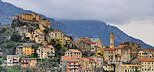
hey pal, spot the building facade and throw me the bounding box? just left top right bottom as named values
left=65, top=49, right=82, bottom=58
left=7, top=55, right=20, bottom=66
left=16, top=43, right=35, bottom=56
left=21, top=58, right=37, bottom=67
left=37, top=45, right=55, bottom=59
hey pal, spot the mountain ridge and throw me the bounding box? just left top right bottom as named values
left=0, top=0, right=153, bottom=49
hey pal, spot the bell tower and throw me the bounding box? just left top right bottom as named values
left=110, top=32, right=114, bottom=48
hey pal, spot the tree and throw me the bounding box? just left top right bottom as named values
left=10, top=32, right=21, bottom=42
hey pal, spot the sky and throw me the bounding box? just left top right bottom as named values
left=2, top=0, right=154, bottom=46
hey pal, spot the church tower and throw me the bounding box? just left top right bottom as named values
left=110, top=32, right=114, bottom=48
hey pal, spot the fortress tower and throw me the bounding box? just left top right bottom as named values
left=110, top=32, right=114, bottom=48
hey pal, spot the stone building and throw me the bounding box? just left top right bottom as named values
left=7, top=55, right=20, bottom=66
left=37, top=45, right=55, bottom=59
left=103, top=46, right=132, bottom=64
left=90, top=55, right=104, bottom=68
left=131, top=58, right=154, bottom=72
left=77, top=57, right=97, bottom=71
left=90, top=38, right=102, bottom=49
left=75, top=37, right=102, bottom=56
left=137, top=48, right=154, bottom=59
left=49, top=30, right=65, bottom=44
left=65, top=49, right=82, bottom=58
left=115, top=64, right=140, bottom=72
left=12, top=13, right=51, bottom=42
left=20, top=58, right=37, bottom=67
left=20, top=13, right=40, bottom=21
left=16, top=43, right=35, bottom=56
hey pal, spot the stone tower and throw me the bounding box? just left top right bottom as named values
left=110, top=32, right=114, bottom=48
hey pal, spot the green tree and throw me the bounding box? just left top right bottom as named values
left=10, top=32, right=21, bottom=42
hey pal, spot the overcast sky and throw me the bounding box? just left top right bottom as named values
left=2, top=0, right=154, bottom=46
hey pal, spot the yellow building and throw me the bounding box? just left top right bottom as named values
left=16, top=43, right=35, bottom=56
left=20, top=13, right=40, bottom=21
left=37, top=45, right=55, bottom=59
left=115, top=64, right=140, bottom=72
left=65, top=49, right=82, bottom=58
left=131, top=58, right=154, bottom=72
left=15, top=13, right=50, bottom=30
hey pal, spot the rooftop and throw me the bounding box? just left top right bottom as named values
left=68, top=49, right=81, bottom=53
left=137, top=58, right=154, bottom=61
left=17, top=43, right=35, bottom=48
left=61, top=56, right=77, bottom=62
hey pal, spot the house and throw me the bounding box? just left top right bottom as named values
left=119, top=42, right=141, bottom=59
left=103, top=48, right=116, bottom=63
left=7, top=55, right=20, bottom=66
left=25, top=29, right=46, bottom=44
left=137, top=48, right=154, bottom=59
left=75, top=37, right=102, bottom=56
left=37, top=45, right=55, bottom=59
left=131, top=58, right=154, bottom=72
left=60, top=56, right=80, bottom=72
left=103, top=46, right=132, bottom=64
left=90, top=38, right=102, bottom=49
left=115, top=64, right=140, bottom=72
left=65, top=49, right=82, bottom=58
left=103, top=64, right=114, bottom=72
left=21, top=58, right=37, bottom=67
left=77, top=57, right=97, bottom=71
left=90, top=55, right=104, bottom=68
left=49, top=30, right=65, bottom=44
left=16, top=43, right=35, bottom=56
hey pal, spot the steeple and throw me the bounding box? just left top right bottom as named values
left=110, top=32, right=114, bottom=48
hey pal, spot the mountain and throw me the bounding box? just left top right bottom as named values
left=55, top=20, right=154, bottom=49
left=0, top=0, right=153, bottom=49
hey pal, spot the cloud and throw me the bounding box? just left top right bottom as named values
left=2, top=0, right=154, bottom=46
left=2, top=0, right=154, bottom=24
left=113, top=19, right=154, bottom=46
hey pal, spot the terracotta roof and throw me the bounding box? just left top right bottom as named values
left=137, top=58, right=154, bottom=61
left=81, top=58, right=95, bottom=62
left=103, top=48, right=115, bottom=51
left=68, top=49, right=81, bottom=53
left=113, top=47, right=124, bottom=49
left=103, top=46, right=130, bottom=51
left=61, top=56, right=77, bottom=62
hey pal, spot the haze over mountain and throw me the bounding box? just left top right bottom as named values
left=0, top=0, right=153, bottom=49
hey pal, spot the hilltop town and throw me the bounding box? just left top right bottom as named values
left=0, top=13, right=154, bottom=72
